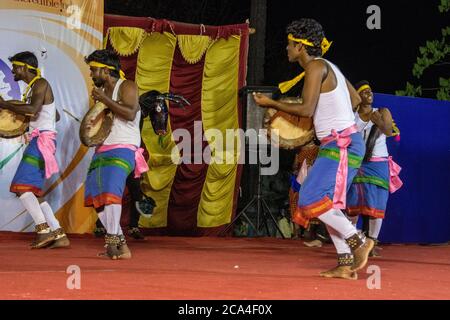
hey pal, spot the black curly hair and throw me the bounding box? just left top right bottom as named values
left=8, top=51, right=38, bottom=75
left=84, top=49, right=121, bottom=78
left=354, top=80, right=371, bottom=92
left=286, top=19, right=325, bottom=57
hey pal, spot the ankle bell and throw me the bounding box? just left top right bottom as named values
left=345, top=233, right=364, bottom=251
left=35, top=222, right=50, bottom=233
left=105, top=234, right=121, bottom=246
left=338, top=253, right=354, bottom=267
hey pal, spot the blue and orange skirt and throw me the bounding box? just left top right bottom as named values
left=292, top=132, right=365, bottom=228
left=346, top=160, right=390, bottom=219
left=84, top=148, right=136, bottom=209
left=10, top=137, right=51, bottom=197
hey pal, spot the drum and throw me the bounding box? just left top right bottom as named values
left=79, top=101, right=114, bottom=147
left=263, top=97, right=315, bottom=149
left=0, top=101, right=29, bottom=138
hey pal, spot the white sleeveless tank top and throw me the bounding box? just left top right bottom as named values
left=313, top=58, right=355, bottom=140
left=103, top=79, right=141, bottom=147
left=26, top=83, right=56, bottom=133
left=355, top=109, right=389, bottom=158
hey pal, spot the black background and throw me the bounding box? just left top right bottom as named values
left=105, top=0, right=449, bottom=96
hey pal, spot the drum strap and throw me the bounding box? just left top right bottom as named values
left=22, top=75, right=41, bottom=102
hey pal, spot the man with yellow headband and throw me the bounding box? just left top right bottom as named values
left=346, top=81, right=403, bottom=257
left=0, top=51, right=69, bottom=249
left=253, top=19, right=374, bottom=280
left=83, top=49, right=148, bottom=260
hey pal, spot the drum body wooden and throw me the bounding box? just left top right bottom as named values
left=263, top=97, right=315, bottom=149
left=0, top=101, right=29, bottom=138
left=79, top=102, right=114, bottom=147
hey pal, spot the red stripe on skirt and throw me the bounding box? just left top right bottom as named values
left=10, top=184, right=43, bottom=197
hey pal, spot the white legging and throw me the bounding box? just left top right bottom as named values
left=326, top=225, right=352, bottom=254
left=318, top=208, right=358, bottom=239
left=99, top=204, right=122, bottom=235
left=369, top=218, right=383, bottom=239
left=347, top=215, right=383, bottom=240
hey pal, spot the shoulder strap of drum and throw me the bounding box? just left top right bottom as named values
left=364, top=125, right=382, bottom=161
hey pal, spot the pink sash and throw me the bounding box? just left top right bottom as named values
left=96, top=144, right=149, bottom=178
left=320, top=124, right=358, bottom=209
left=370, top=156, right=403, bottom=193
left=30, top=129, right=59, bottom=179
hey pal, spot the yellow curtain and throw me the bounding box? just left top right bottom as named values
left=110, top=29, right=243, bottom=230
left=198, top=35, right=241, bottom=227
left=177, top=35, right=213, bottom=64
left=108, top=27, right=147, bottom=56
left=136, top=32, right=178, bottom=228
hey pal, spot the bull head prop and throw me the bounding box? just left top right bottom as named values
left=139, top=90, right=190, bottom=137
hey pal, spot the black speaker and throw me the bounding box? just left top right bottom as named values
left=240, top=86, right=278, bottom=132
left=238, top=86, right=278, bottom=213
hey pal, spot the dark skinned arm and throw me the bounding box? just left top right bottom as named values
left=370, top=107, right=393, bottom=136
left=346, top=79, right=362, bottom=110
left=0, top=79, right=48, bottom=116
left=91, top=80, right=139, bottom=121
left=253, top=60, right=326, bottom=117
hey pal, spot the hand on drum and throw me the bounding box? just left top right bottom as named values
left=253, top=92, right=276, bottom=108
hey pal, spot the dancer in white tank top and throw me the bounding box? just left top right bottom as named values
left=253, top=19, right=374, bottom=280
left=84, top=49, right=148, bottom=260
left=0, top=51, right=69, bottom=249
left=347, top=81, right=403, bottom=257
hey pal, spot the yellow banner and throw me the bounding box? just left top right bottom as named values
left=0, top=0, right=103, bottom=233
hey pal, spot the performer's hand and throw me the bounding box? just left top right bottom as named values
left=370, top=110, right=383, bottom=126
left=253, top=92, right=275, bottom=108
left=91, top=87, right=107, bottom=103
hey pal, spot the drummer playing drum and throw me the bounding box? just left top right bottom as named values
left=83, top=49, right=148, bottom=260
left=0, top=51, right=69, bottom=249
left=253, top=19, right=374, bottom=280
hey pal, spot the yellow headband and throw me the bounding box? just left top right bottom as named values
left=12, top=61, right=42, bottom=101
left=287, top=34, right=333, bottom=55
left=288, top=33, right=314, bottom=47
left=357, top=84, right=372, bottom=94
left=88, top=61, right=126, bottom=80
left=12, top=61, right=41, bottom=77
left=279, top=34, right=333, bottom=93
